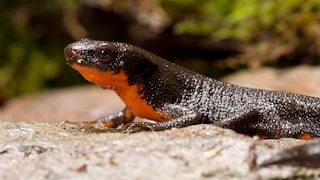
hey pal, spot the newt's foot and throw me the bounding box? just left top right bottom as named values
left=57, top=120, right=109, bottom=130
left=57, top=120, right=79, bottom=129
left=120, top=122, right=156, bottom=133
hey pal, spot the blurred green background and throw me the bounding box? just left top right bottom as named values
left=1, top=0, right=320, bottom=104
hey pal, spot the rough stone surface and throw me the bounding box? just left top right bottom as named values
left=0, top=65, right=319, bottom=179
left=1, top=123, right=319, bottom=179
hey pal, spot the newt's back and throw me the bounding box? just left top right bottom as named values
left=173, top=72, right=320, bottom=137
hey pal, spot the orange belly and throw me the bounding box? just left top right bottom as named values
left=71, top=63, right=172, bottom=122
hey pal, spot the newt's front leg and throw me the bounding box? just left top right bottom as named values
left=121, top=111, right=204, bottom=133
left=59, top=108, right=135, bottom=130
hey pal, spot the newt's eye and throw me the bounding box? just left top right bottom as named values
left=99, top=48, right=110, bottom=57
left=98, top=48, right=111, bottom=57
left=96, top=45, right=113, bottom=62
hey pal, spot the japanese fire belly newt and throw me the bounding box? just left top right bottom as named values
left=64, top=38, right=320, bottom=167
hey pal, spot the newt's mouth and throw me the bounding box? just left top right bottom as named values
left=64, top=46, right=85, bottom=65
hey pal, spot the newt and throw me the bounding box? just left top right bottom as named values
left=64, top=38, right=320, bottom=167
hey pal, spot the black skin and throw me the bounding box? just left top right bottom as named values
left=64, top=38, right=320, bottom=167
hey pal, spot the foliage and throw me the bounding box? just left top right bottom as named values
left=1, top=0, right=320, bottom=100
left=0, top=1, right=79, bottom=100
left=160, top=0, right=320, bottom=41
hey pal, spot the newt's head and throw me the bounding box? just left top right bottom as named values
left=64, top=38, right=133, bottom=89
left=64, top=38, right=128, bottom=73
left=64, top=38, right=159, bottom=88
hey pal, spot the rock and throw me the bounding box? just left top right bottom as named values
left=1, top=122, right=319, bottom=179
left=223, top=65, right=320, bottom=97
left=0, top=65, right=319, bottom=179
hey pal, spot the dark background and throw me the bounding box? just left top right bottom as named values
left=1, top=0, right=320, bottom=104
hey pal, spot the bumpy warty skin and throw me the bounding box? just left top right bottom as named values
left=65, top=38, right=320, bottom=138
left=118, top=42, right=320, bottom=137
left=148, top=60, right=318, bottom=136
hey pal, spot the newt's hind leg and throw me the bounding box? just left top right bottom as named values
left=213, top=109, right=262, bottom=136
left=213, top=109, right=317, bottom=138
left=213, top=109, right=280, bottom=138
left=58, top=107, right=135, bottom=130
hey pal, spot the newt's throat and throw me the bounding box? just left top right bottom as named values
left=70, top=63, right=172, bottom=122
left=70, top=63, right=127, bottom=89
